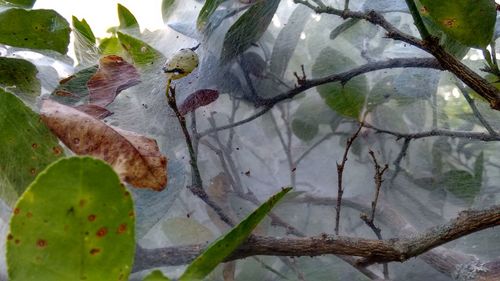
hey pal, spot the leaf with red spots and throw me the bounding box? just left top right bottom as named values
left=40, top=100, right=168, bottom=191
left=0, top=89, right=63, bottom=206
left=178, top=89, right=219, bottom=116
left=7, top=157, right=135, bottom=281
left=418, top=0, right=496, bottom=48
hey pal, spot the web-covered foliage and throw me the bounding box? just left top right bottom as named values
left=1, top=0, right=500, bottom=280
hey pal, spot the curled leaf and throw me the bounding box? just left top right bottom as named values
left=87, top=55, right=141, bottom=107
left=178, top=89, right=219, bottom=116
left=40, top=100, right=167, bottom=191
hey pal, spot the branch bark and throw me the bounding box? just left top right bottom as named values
left=134, top=203, right=500, bottom=272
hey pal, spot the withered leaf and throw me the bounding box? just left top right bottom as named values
left=40, top=99, right=167, bottom=191
left=74, top=104, right=113, bottom=119
left=179, top=89, right=219, bottom=116
left=88, top=55, right=141, bottom=107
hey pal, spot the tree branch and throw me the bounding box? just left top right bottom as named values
left=198, top=58, right=441, bottom=137
left=134, top=203, right=500, bottom=270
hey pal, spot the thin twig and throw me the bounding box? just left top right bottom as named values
left=456, top=83, right=498, bottom=136
left=361, top=150, right=389, bottom=279
left=166, top=85, right=236, bottom=227
left=335, top=123, right=363, bottom=235
left=198, top=58, right=441, bottom=138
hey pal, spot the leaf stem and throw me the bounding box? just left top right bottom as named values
left=403, top=0, right=430, bottom=40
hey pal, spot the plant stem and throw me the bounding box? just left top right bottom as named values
left=403, top=0, right=430, bottom=40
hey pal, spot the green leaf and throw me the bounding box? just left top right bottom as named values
left=0, top=8, right=70, bottom=54
left=161, top=0, right=176, bottom=23
left=144, top=270, right=171, bottom=281
left=162, top=217, right=214, bottom=245
left=179, top=187, right=293, bottom=281
left=0, top=89, right=62, bottom=206
left=116, top=31, right=164, bottom=66
left=0, top=57, right=40, bottom=105
left=51, top=65, right=98, bottom=105
left=312, top=47, right=367, bottom=118
left=72, top=16, right=98, bottom=65
left=291, top=94, right=340, bottom=141
left=117, top=3, right=140, bottom=32
left=0, top=0, right=35, bottom=8
left=221, top=0, right=280, bottom=62
left=197, top=0, right=226, bottom=30
left=270, top=5, right=311, bottom=78
left=440, top=170, right=481, bottom=204
left=72, top=16, right=95, bottom=44
left=474, top=152, right=484, bottom=182
left=418, top=0, right=496, bottom=48
left=71, top=16, right=96, bottom=44
left=7, top=157, right=135, bottom=281
left=99, top=36, right=127, bottom=57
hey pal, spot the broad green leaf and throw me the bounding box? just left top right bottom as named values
left=0, top=57, right=40, bottom=105
left=197, top=0, right=226, bottom=30
left=221, top=0, right=280, bottom=62
left=99, top=36, right=127, bottom=57
left=72, top=16, right=95, bottom=44
left=144, top=270, right=171, bottom=281
left=0, top=89, right=62, bottom=206
left=116, top=31, right=164, bottom=66
left=312, top=47, right=367, bottom=118
left=7, top=157, right=135, bottom=281
left=179, top=187, right=293, bottom=281
left=117, top=3, right=140, bottom=33
left=291, top=94, right=340, bottom=141
left=161, top=0, right=176, bottom=23
left=418, top=0, right=496, bottom=48
left=415, top=1, right=469, bottom=58
left=440, top=170, right=480, bottom=204
left=0, top=0, right=35, bottom=8
left=0, top=8, right=70, bottom=54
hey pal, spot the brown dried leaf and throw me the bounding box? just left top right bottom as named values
left=40, top=99, right=167, bottom=191
left=74, top=104, right=113, bottom=119
left=178, top=89, right=219, bottom=116
left=87, top=55, right=141, bottom=107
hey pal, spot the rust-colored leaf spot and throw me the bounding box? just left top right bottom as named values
left=87, top=55, right=141, bottom=107
left=90, top=248, right=101, bottom=255
left=31, top=143, right=38, bottom=149
left=13, top=208, right=20, bottom=215
left=124, top=191, right=130, bottom=197
left=442, top=18, right=457, bottom=28
left=30, top=168, right=36, bottom=175
left=26, top=212, right=33, bottom=218
left=178, top=89, right=219, bottom=116
left=96, top=227, right=108, bottom=237
left=117, top=223, right=127, bottom=234
left=7, top=234, right=13, bottom=240
left=88, top=214, right=96, bottom=222
left=40, top=100, right=168, bottom=191
left=14, top=239, right=20, bottom=244
left=52, top=146, right=63, bottom=155
left=420, top=6, right=428, bottom=14
left=128, top=211, right=134, bottom=217
left=36, top=239, right=47, bottom=248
